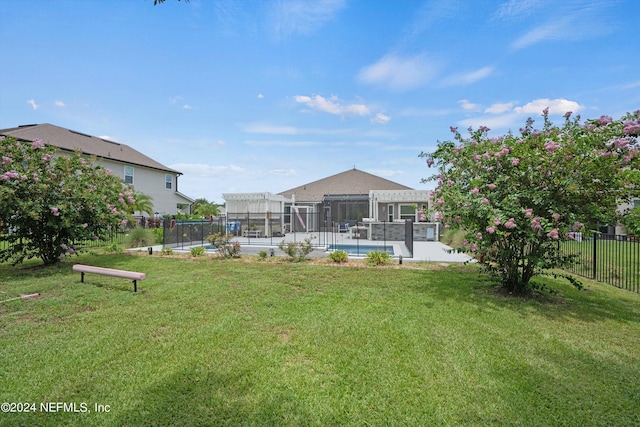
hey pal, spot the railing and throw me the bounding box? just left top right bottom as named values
left=559, top=232, right=639, bottom=293
left=162, top=213, right=425, bottom=258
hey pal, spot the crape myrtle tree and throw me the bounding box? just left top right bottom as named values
left=421, top=109, right=640, bottom=294
left=0, top=136, right=136, bottom=265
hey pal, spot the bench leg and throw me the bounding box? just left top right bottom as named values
left=81, top=272, right=85, bottom=283
left=133, top=280, right=137, bottom=293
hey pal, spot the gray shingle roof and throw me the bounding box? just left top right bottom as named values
left=278, top=168, right=413, bottom=202
left=0, top=123, right=180, bottom=174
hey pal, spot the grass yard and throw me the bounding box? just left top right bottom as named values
left=1, top=253, right=639, bottom=426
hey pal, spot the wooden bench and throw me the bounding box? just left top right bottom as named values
left=73, top=264, right=146, bottom=292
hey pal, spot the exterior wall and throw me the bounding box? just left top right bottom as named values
left=369, top=221, right=439, bottom=242
left=93, top=158, right=190, bottom=216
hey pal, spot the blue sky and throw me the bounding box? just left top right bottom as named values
left=1, top=0, right=639, bottom=204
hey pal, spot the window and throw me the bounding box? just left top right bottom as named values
left=165, top=174, right=172, bottom=190
left=124, top=166, right=134, bottom=184
left=400, top=205, right=415, bottom=220
left=387, top=204, right=394, bottom=222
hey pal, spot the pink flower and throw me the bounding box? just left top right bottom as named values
left=2, top=156, right=11, bottom=165
left=597, top=115, right=613, bottom=126
left=83, top=223, right=88, bottom=228
left=473, top=154, right=480, bottom=161
left=504, top=218, right=517, bottom=229
left=42, top=154, right=53, bottom=162
left=426, top=158, right=435, bottom=167
left=530, top=217, right=542, bottom=230
left=60, top=243, right=68, bottom=250
left=493, top=218, right=501, bottom=226
left=476, top=232, right=483, bottom=240
left=434, top=212, right=443, bottom=220
left=487, top=183, right=496, bottom=190
left=547, top=228, right=559, bottom=239
left=481, top=198, right=489, bottom=204
left=552, top=213, right=560, bottom=221
left=511, top=158, right=520, bottom=166
left=31, top=139, right=45, bottom=149
left=486, top=226, right=495, bottom=234
left=50, top=207, right=60, bottom=216
left=564, top=111, right=572, bottom=119
left=471, top=187, right=480, bottom=195
left=111, top=208, right=118, bottom=214
left=121, top=219, right=128, bottom=226
left=573, top=222, right=583, bottom=230
left=544, top=140, right=560, bottom=153
left=470, top=244, right=478, bottom=251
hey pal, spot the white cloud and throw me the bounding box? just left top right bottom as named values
left=27, top=99, right=39, bottom=110
left=443, top=66, right=494, bottom=86
left=257, top=93, right=264, bottom=99
left=458, top=97, right=585, bottom=132
left=357, top=53, right=439, bottom=91
left=459, top=99, right=481, bottom=111
left=371, top=113, right=391, bottom=124
left=245, top=140, right=320, bottom=147
left=54, top=100, right=65, bottom=107
left=513, top=98, right=584, bottom=115
left=295, top=95, right=370, bottom=117
left=458, top=113, right=521, bottom=132
left=269, top=168, right=297, bottom=176
left=244, top=124, right=301, bottom=134
left=169, top=96, right=182, bottom=104
left=494, top=0, right=544, bottom=20
left=182, top=104, right=193, bottom=110
left=269, top=0, right=346, bottom=39
left=485, top=102, right=515, bottom=114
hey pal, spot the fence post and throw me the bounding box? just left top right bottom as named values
left=592, top=232, right=597, bottom=280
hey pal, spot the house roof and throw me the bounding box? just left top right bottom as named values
left=278, top=168, right=413, bottom=202
left=0, top=123, right=181, bottom=175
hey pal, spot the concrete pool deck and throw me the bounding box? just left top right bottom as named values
left=147, top=231, right=474, bottom=263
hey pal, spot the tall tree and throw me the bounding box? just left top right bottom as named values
left=421, top=110, right=640, bottom=294
left=1, top=137, right=135, bottom=265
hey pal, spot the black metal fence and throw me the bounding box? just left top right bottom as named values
left=559, top=232, right=639, bottom=293
left=162, top=213, right=425, bottom=258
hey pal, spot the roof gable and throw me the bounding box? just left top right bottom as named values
left=278, top=168, right=413, bottom=202
left=0, top=123, right=180, bottom=175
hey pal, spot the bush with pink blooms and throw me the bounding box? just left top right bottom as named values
left=0, top=136, right=135, bottom=265
left=421, top=109, right=640, bottom=294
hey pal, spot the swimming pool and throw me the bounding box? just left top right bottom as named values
left=328, top=244, right=394, bottom=256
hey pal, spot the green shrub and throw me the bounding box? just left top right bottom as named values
left=328, top=250, right=349, bottom=263
left=127, top=228, right=155, bottom=248
left=151, top=227, right=164, bottom=244
left=206, top=232, right=241, bottom=259
left=278, top=238, right=314, bottom=262
left=105, top=242, right=123, bottom=253
left=160, top=248, right=173, bottom=255
left=257, top=250, right=268, bottom=260
left=190, top=246, right=206, bottom=257
left=365, top=250, right=391, bottom=266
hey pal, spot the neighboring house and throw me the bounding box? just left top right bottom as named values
left=1, top=123, right=193, bottom=216
left=223, top=168, right=434, bottom=237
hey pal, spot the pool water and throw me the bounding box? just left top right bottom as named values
left=328, top=244, right=394, bottom=256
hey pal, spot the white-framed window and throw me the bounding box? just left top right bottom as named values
left=399, top=204, right=415, bottom=220
left=165, top=174, right=172, bottom=190
left=387, top=204, right=394, bottom=222
left=124, top=166, right=134, bottom=184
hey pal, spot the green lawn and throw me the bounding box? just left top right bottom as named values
left=1, top=253, right=639, bottom=426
